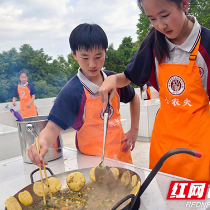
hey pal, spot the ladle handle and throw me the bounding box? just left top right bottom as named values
left=113, top=148, right=202, bottom=210
left=101, top=95, right=110, bottom=164
left=139, top=148, right=202, bottom=197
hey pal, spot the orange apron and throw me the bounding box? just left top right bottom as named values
left=150, top=38, right=210, bottom=181
left=17, top=83, right=37, bottom=118
left=76, top=88, right=133, bottom=164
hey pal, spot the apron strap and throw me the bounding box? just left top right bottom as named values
left=186, top=37, right=201, bottom=74
left=83, top=87, right=92, bottom=100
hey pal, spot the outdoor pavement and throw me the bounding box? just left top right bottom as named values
left=61, top=128, right=150, bottom=169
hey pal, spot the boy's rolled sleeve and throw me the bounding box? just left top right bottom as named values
left=48, top=76, right=84, bottom=130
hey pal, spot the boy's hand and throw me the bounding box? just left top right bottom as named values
left=13, top=102, right=17, bottom=106
left=121, top=129, right=138, bottom=152
left=26, top=103, right=32, bottom=108
left=27, top=140, right=49, bottom=167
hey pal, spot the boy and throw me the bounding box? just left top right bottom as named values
left=27, top=23, right=140, bottom=167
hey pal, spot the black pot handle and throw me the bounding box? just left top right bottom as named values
left=111, top=193, right=136, bottom=210
left=30, top=167, right=54, bottom=184
left=139, top=148, right=202, bottom=197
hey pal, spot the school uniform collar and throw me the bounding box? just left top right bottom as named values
left=166, top=17, right=201, bottom=53
left=19, top=82, right=28, bottom=88
left=77, top=68, right=107, bottom=95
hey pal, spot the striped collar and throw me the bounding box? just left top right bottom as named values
left=77, top=68, right=107, bottom=95
left=166, top=16, right=201, bottom=53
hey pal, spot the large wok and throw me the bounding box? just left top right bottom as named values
left=5, top=148, right=201, bottom=210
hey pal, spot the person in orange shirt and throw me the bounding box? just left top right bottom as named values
left=27, top=23, right=140, bottom=167
left=12, top=71, right=37, bottom=118
left=99, top=0, right=210, bottom=181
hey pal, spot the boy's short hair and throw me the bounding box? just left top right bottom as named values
left=69, top=23, right=108, bottom=52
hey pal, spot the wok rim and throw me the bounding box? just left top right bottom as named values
left=5, top=167, right=141, bottom=210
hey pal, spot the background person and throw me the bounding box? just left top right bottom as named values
left=140, top=82, right=152, bottom=100
left=12, top=71, right=37, bottom=118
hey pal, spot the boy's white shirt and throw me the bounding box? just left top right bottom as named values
left=77, top=67, right=107, bottom=98
left=155, top=17, right=208, bottom=93
left=77, top=68, right=121, bottom=122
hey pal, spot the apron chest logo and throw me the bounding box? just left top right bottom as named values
left=100, top=105, right=114, bottom=120
left=199, top=67, right=204, bottom=78
left=21, top=91, right=25, bottom=95
left=167, top=75, right=185, bottom=96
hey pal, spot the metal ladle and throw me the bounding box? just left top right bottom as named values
left=95, top=98, right=116, bottom=186
left=26, top=123, right=39, bottom=138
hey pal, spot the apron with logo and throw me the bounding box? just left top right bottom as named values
left=17, top=83, right=37, bottom=118
left=150, top=38, right=210, bottom=181
left=76, top=87, right=133, bottom=164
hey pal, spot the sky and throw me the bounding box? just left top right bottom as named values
left=0, top=0, right=140, bottom=60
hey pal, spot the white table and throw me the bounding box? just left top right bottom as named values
left=0, top=147, right=209, bottom=210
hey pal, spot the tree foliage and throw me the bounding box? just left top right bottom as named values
left=0, top=2, right=210, bottom=103
left=0, top=44, right=72, bottom=103
left=189, top=0, right=210, bottom=29
left=136, top=12, right=151, bottom=43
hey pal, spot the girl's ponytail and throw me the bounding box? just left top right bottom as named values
left=138, top=27, right=169, bottom=63
left=154, top=29, right=169, bottom=63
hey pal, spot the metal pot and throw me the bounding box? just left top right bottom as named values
left=5, top=148, right=201, bottom=210
left=16, top=116, right=63, bottom=163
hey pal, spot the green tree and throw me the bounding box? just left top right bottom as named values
left=118, top=36, right=135, bottom=65
left=136, top=12, right=151, bottom=42
left=67, top=53, right=79, bottom=78
left=189, top=0, right=210, bottom=28
left=104, top=44, right=125, bottom=73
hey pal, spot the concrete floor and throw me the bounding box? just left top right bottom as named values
left=61, top=128, right=150, bottom=168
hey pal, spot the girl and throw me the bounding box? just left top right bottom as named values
left=99, top=0, right=210, bottom=181
left=13, top=71, right=37, bottom=118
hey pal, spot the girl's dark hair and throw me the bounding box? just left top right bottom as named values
left=69, top=23, right=108, bottom=52
left=19, top=71, right=28, bottom=77
left=137, top=0, right=185, bottom=63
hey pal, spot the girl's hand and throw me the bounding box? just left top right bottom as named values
left=99, top=75, right=117, bottom=110
left=121, top=128, right=138, bottom=152
left=13, top=102, right=17, bottom=106
left=27, top=140, right=49, bottom=167
left=26, top=103, right=31, bottom=108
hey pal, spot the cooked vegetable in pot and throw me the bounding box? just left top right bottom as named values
left=18, top=190, right=33, bottom=206
left=28, top=179, right=135, bottom=210
left=5, top=168, right=141, bottom=210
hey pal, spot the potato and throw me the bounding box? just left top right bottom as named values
left=46, top=177, right=62, bottom=193
left=110, top=167, right=120, bottom=180
left=66, top=172, right=85, bottom=191
left=89, top=167, right=96, bottom=182
left=121, top=170, right=131, bottom=186
left=131, top=175, right=138, bottom=187
left=18, top=190, right=33, bottom=206
left=5, top=196, right=22, bottom=210
left=130, top=180, right=141, bottom=196
left=33, top=181, right=49, bottom=197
